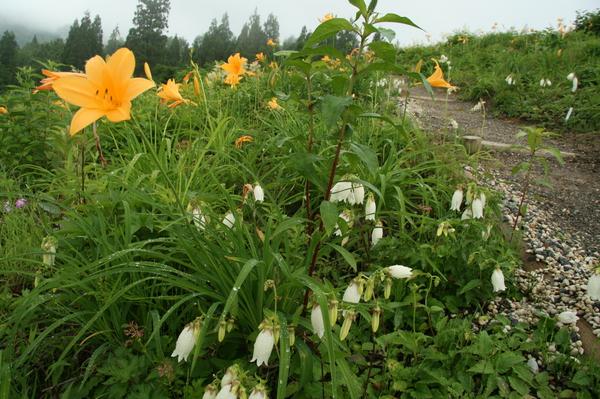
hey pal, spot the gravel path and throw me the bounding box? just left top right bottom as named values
left=402, top=85, right=600, bottom=365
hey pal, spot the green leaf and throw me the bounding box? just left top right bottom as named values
left=297, top=45, right=345, bottom=60
left=348, top=142, right=378, bottom=176
left=285, top=58, right=313, bottom=75
left=468, top=360, right=495, bottom=374
left=507, top=375, right=530, bottom=396
left=304, top=18, right=356, bottom=48
left=327, top=243, right=357, bottom=272
left=273, top=217, right=305, bottom=237
left=286, top=153, right=326, bottom=190
left=458, top=279, right=481, bottom=295
left=367, top=40, right=396, bottom=63
left=321, top=94, right=353, bottom=129
left=373, top=13, right=423, bottom=31
left=349, top=0, right=368, bottom=18
left=538, top=146, right=564, bottom=164
left=320, top=200, right=339, bottom=236
left=377, top=27, right=396, bottom=42
left=495, top=353, right=525, bottom=373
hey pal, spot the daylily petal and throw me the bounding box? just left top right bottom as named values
left=108, top=48, right=136, bottom=87
left=53, top=77, right=98, bottom=108
left=70, top=107, right=107, bottom=135
left=106, top=102, right=132, bottom=122
left=126, top=77, right=155, bottom=99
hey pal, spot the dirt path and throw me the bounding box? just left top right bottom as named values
left=405, top=86, right=600, bottom=255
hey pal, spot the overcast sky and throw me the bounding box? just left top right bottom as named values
left=1, top=0, right=597, bottom=47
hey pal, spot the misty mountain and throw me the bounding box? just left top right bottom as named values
left=0, top=19, right=69, bottom=47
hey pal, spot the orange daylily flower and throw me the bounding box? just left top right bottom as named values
left=319, top=13, right=334, bottom=23
left=256, top=52, right=266, bottom=62
left=221, top=53, right=250, bottom=88
left=144, top=62, right=153, bottom=82
left=0, top=106, right=7, bottom=114
left=267, top=97, right=282, bottom=110
left=426, top=59, right=456, bottom=91
left=235, top=135, right=253, bottom=148
left=158, top=79, right=198, bottom=108
left=37, top=69, right=86, bottom=90
left=183, top=70, right=195, bottom=83
left=267, top=39, right=277, bottom=46
left=52, top=48, right=155, bottom=135
left=269, top=62, right=278, bottom=69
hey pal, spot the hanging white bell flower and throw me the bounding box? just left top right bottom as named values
left=171, top=320, right=201, bottom=362
left=202, top=384, right=218, bottom=399
left=567, top=72, right=575, bottom=81
left=350, top=182, right=365, bottom=205
left=251, top=327, right=274, bottom=367
left=342, top=281, right=361, bottom=304
left=330, top=181, right=352, bottom=203
left=505, top=75, right=514, bottom=85
left=371, top=220, right=383, bottom=246
left=461, top=209, right=473, bottom=220
left=334, top=209, right=353, bottom=237
left=450, top=189, right=463, bottom=211
left=248, top=384, right=268, bottom=399
left=222, top=211, right=236, bottom=229
left=215, top=384, right=237, bottom=399
left=311, top=304, right=326, bottom=339
left=571, top=77, right=578, bottom=92
left=41, top=236, right=58, bottom=266
left=491, top=268, right=506, bottom=292
left=587, top=273, right=600, bottom=300
left=253, top=184, right=265, bottom=202
left=557, top=311, right=579, bottom=324
left=479, top=193, right=486, bottom=209
left=365, top=193, right=376, bottom=220
left=472, top=198, right=483, bottom=219
left=387, top=265, right=413, bottom=279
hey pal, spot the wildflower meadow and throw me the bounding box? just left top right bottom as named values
left=1, top=1, right=599, bottom=398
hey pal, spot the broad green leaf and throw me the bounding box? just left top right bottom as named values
left=373, top=13, right=423, bottom=30
left=320, top=200, right=339, bottom=236
left=538, top=146, right=564, bottom=164
left=327, top=243, right=357, bottom=272
left=273, top=217, right=305, bottom=237
left=286, top=153, right=326, bottom=190
left=458, top=279, right=481, bottom=295
left=368, top=40, right=396, bottom=63
left=349, top=0, right=368, bottom=18
left=362, top=23, right=379, bottom=38
left=321, top=94, right=353, bottom=129
left=348, top=142, right=378, bottom=176
left=468, top=360, right=495, bottom=374
left=285, top=58, right=313, bottom=75
left=304, top=18, right=356, bottom=48
left=297, top=45, right=345, bottom=60
left=377, top=27, right=396, bottom=41
left=495, top=353, right=525, bottom=373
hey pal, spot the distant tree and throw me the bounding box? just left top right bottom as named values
left=334, top=30, right=359, bottom=55
left=574, top=9, right=600, bottom=36
left=61, top=11, right=103, bottom=70
left=125, top=0, right=171, bottom=73
left=167, top=35, right=181, bottom=66
left=281, top=35, right=297, bottom=50
left=105, top=25, right=125, bottom=55
left=236, top=10, right=267, bottom=59
left=295, top=26, right=311, bottom=50
left=195, top=13, right=235, bottom=66
left=0, top=30, right=19, bottom=89
left=263, top=13, right=280, bottom=57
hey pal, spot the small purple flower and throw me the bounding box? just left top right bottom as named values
left=15, top=198, right=28, bottom=208
left=3, top=201, right=10, bottom=213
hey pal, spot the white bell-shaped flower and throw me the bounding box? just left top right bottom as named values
left=371, top=220, right=383, bottom=246
left=472, top=198, right=483, bottom=219
left=251, top=327, right=274, bottom=367
left=253, top=184, right=265, bottom=202
left=387, top=265, right=413, bottom=279
left=171, top=321, right=200, bottom=362
left=365, top=193, right=376, bottom=220
left=587, top=273, right=600, bottom=300
left=311, top=304, right=326, bottom=339
left=450, top=189, right=463, bottom=211
left=491, top=268, right=506, bottom=292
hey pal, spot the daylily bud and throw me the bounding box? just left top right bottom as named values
left=340, top=309, right=355, bottom=340
left=329, top=299, right=339, bottom=326
left=384, top=278, right=393, bottom=299
left=371, top=306, right=382, bottom=332
left=218, top=320, right=227, bottom=342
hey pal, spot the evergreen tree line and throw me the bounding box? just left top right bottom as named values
left=0, top=0, right=361, bottom=90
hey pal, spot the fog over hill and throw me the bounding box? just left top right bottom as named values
left=0, top=19, right=69, bottom=47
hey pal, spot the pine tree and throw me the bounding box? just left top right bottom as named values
left=0, top=30, right=19, bottom=90
left=105, top=25, right=125, bottom=55
left=61, top=12, right=103, bottom=70
left=125, top=0, right=171, bottom=74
